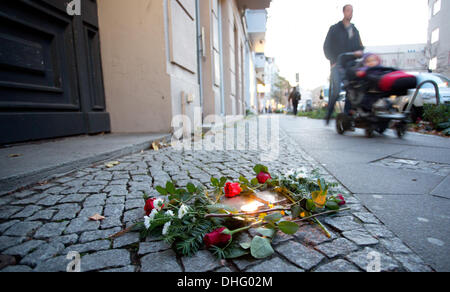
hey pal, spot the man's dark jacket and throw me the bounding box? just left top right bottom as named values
left=324, top=21, right=364, bottom=66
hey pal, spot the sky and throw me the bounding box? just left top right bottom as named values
left=265, top=0, right=429, bottom=90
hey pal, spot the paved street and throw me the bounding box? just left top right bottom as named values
left=0, top=116, right=437, bottom=272
left=281, top=115, right=450, bottom=272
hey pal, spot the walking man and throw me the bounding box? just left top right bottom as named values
left=289, top=87, right=302, bottom=116
left=323, top=4, right=364, bottom=125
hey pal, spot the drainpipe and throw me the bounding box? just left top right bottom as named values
left=195, top=0, right=204, bottom=120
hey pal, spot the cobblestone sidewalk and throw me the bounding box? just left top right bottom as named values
left=0, top=117, right=433, bottom=272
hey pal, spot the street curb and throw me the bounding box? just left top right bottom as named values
left=0, top=133, right=172, bottom=196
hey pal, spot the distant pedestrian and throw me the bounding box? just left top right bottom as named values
left=289, top=87, right=302, bottom=116
left=323, top=4, right=364, bottom=125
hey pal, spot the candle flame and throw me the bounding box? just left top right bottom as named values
left=241, top=201, right=261, bottom=213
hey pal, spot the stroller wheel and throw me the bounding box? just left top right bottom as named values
left=336, top=114, right=349, bottom=135
left=396, top=123, right=407, bottom=139
left=376, top=127, right=387, bottom=135
left=376, top=122, right=389, bottom=135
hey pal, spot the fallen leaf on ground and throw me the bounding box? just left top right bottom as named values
left=8, top=154, right=22, bottom=158
left=89, top=214, right=106, bottom=221
left=152, top=142, right=160, bottom=151
left=105, top=161, right=120, bottom=168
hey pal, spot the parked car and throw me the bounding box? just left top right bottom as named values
left=318, top=85, right=347, bottom=112
left=298, top=99, right=313, bottom=112
left=395, top=73, right=450, bottom=122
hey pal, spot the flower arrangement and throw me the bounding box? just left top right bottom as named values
left=123, top=165, right=349, bottom=260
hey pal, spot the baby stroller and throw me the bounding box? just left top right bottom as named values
left=334, top=53, right=417, bottom=138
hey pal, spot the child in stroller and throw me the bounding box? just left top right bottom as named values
left=335, top=52, right=418, bottom=138
left=343, top=53, right=417, bottom=113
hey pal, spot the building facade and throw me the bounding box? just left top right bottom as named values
left=427, top=0, right=450, bottom=77
left=254, top=53, right=279, bottom=113
left=0, top=0, right=271, bottom=144
left=264, top=56, right=279, bottom=112
left=365, top=44, right=428, bottom=72
left=245, top=9, right=268, bottom=113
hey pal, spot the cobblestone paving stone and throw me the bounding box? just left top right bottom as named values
left=0, top=117, right=434, bottom=272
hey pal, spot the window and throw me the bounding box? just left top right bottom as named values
left=429, top=57, right=437, bottom=71
left=433, top=0, right=441, bottom=15
left=431, top=28, right=440, bottom=44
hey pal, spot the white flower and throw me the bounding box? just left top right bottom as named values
left=178, top=205, right=190, bottom=219
left=149, top=209, right=158, bottom=221
left=165, top=210, right=174, bottom=217
left=144, top=209, right=159, bottom=230
left=162, top=221, right=171, bottom=235
left=154, top=198, right=165, bottom=211
left=144, top=216, right=151, bottom=230
left=295, top=167, right=308, bottom=179
left=285, top=169, right=295, bottom=177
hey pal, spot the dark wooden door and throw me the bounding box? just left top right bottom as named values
left=0, top=0, right=110, bottom=144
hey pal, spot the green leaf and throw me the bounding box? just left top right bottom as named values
left=186, top=183, right=196, bottom=194
left=166, top=182, right=176, bottom=194
left=211, top=177, right=219, bottom=187
left=168, top=194, right=180, bottom=201
left=251, top=236, right=274, bottom=259
left=306, top=199, right=316, bottom=212
left=251, top=178, right=259, bottom=186
left=253, top=164, right=269, bottom=175
left=155, top=186, right=168, bottom=196
left=291, top=204, right=302, bottom=219
left=325, top=201, right=340, bottom=211
left=278, top=221, right=299, bottom=235
left=219, top=177, right=228, bottom=187
left=239, top=242, right=251, bottom=250
left=176, top=188, right=187, bottom=195
left=239, top=176, right=249, bottom=184
left=253, top=165, right=263, bottom=174
left=181, top=194, right=191, bottom=202
left=264, top=213, right=283, bottom=223
left=255, top=227, right=276, bottom=238
left=224, top=247, right=249, bottom=259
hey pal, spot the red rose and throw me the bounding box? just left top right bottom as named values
left=224, top=182, right=242, bottom=198
left=337, top=194, right=346, bottom=206
left=144, top=199, right=155, bottom=216
left=257, top=172, right=272, bottom=184
left=203, top=227, right=232, bottom=248
left=144, top=198, right=163, bottom=216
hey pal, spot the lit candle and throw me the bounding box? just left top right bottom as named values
left=241, top=201, right=262, bottom=213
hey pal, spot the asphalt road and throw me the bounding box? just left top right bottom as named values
left=279, top=115, right=450, bottom=272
